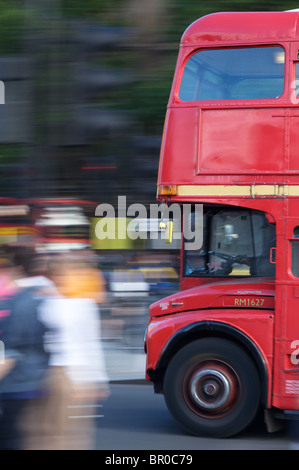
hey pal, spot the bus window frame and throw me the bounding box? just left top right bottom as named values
left=175, top=43, right=288, bottom=105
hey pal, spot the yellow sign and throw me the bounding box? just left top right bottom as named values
left=90, top=218, right=145, bottom=250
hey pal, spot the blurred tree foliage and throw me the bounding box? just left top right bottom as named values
left=0, top=0, right=24, bottom=54
left=1, top=0, right=299, bottom=140
left=130, top=0, right=299, bottom=133
left=61, top=0, right=123, bottom=19
left=167, top=0, right=299, bottom=42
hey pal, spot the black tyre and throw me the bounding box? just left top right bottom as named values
left=163, top=337, right=261, bottom=438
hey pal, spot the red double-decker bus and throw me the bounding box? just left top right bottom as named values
left=144, top=10, right=299, bottom=438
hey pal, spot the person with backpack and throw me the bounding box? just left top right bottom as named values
left=0, top=245, right=54, bottom=450
left=37, top=250, right=110, bottom=450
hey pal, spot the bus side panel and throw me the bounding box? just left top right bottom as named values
left=146, top=309, right=274, bottom=406
left=158, top=107, right=198, bottom=186
left=198, top=109, right=285, bottom=174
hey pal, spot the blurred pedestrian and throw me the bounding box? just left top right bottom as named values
left=0, top=245, right=54, bottom=450
left=58, top=248, right=106, bottom=303
left=0, top=246, right=19, bottom=339
left=38, top=250, right=110, bottom=450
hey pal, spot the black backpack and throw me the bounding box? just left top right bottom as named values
left=5, top=286, right=48, bottom=353
left=0, top=286, right=50, bottom=393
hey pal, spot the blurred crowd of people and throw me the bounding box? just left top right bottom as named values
left=0, top=244, right=110, bottom=450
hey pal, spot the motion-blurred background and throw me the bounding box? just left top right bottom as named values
left=0, top=0, right=296, bottom=354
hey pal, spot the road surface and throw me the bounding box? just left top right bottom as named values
left=95, top=383, right=293, bottom=451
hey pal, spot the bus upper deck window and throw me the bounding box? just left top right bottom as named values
left=179, top=46, right=285, bottom=102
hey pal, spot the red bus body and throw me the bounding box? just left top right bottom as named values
left=145, top=11, right=299, bottom=437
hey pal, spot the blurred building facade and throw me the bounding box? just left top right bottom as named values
left=0, top=0, right=172, bottom=209
left=0, top=0, right=294, bottom=205
left=0, top=0, right=296, bottom=354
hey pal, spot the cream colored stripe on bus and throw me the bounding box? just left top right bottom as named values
left=176, top=184, right=299, bottom=197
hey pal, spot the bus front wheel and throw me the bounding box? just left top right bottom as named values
left=163, top=337, right=261, bottom=438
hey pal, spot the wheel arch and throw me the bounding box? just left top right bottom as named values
left=150, top=321, right=269, bottom=405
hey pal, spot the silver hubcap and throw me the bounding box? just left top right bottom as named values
left=190, top=368, right=231, bottom=410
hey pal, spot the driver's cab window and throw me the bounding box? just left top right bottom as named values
left=209, top=211, right=253, bottom=276
left=184, top=208, right=276, bottom=278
